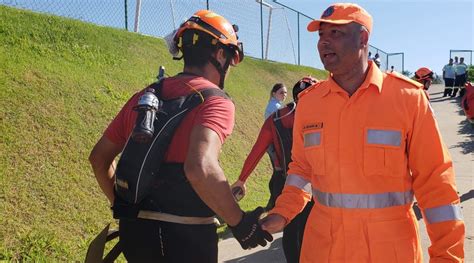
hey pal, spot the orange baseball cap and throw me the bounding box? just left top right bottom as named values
left=307, top=3, right=373, bottom=34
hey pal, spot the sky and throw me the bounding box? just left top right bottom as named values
left=277, top=0, right=474, bottom=74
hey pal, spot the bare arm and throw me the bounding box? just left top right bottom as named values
left=89, top=136, right=123, bottom=204
left=184, top=125, right=243, bottom=226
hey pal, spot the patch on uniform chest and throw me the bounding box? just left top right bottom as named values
left=303, top=122, right=324, bottom=130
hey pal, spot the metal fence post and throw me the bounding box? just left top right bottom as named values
left=260, top=1, right=264, bottom=59
left=297, top=12, right=300, bottom=65
left=206, top=0, right=209, bottom=10
left=124, top=0, right=128, bottom=30
left=133, top=0, right=141, bottom=32
left=402, top=53, right=405, bottom=72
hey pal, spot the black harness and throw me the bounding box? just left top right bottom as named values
left=113, top=80, right=230, bottom=219
left=273, top=102, right=295, bottom=174
left=266, top=102, right=295, bottom=210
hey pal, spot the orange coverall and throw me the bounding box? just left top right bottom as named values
left=270, top=63, right=465, bottom=262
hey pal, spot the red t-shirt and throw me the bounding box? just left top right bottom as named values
left=104, top=74, right=235, bottom=162
left=238, top=105, right=294, bottom=182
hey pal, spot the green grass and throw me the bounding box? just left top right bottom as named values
left=0, top=5, right=327, bottom=261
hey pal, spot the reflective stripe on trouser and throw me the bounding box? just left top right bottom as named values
left=285, top=174, right=312, bottom=194
left=312, top=189, right=414, bottom=209
left=423, top=204, right=463, bottom=224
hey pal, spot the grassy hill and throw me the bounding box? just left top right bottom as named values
left=0, top=5, right=326, bottom=261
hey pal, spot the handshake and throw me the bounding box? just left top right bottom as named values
left=229, top=207, right=274, bottom=249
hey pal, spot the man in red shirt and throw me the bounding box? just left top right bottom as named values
left=231, top=76, right=318, bottom=263
left=89, top=10, right=271, bottom=262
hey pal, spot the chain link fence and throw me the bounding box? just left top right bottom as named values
left=369, top=46, right=405, bottom=73
left=1, top=0, right=402, bottom=71
left=387, top=53, right=404, bottom=74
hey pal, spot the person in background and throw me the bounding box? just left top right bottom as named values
left=89, top=10, right=271, bottom=262
left=232, top=76, right=318, bottom=263
left=264, top=83, right=288, bottom=184
left=368, top=51, right=373, bottom=61
left=414, top=67, right=434, bottom=99
left=461, top=81, right=474, bottom=122
left=442, top=58, right=456, bottom=97
left=373, top=52, right=381, bottom=68
left=453, top=57, right=468, bottom=97
left=265, top=83, right=288, bottom=119
left=261, top=3, right=465, bottom=262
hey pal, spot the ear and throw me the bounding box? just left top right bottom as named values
left=215, top=48, right=227, bottom=64
left=359, top=29, right=369, bottom=47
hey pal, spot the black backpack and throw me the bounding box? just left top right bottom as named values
left=114, top=80, right=230, bottom=206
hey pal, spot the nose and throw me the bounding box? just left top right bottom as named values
left=318, top=37, right=330, bottom=51
left=318, top=36, right=330, bottom=46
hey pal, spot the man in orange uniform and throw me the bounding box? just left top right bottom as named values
left=415, top=67, right=434, bottom=91
left=231, top=76, right=318, bottom=263
left=261, top=3, right=465, bottom=262
left=414, top=67, right=434, bottom=99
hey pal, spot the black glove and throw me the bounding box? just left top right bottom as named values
left=229, top=207, right=274, bottom=249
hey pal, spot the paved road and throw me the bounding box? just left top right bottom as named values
left=218, top=84, right=474, bottom=262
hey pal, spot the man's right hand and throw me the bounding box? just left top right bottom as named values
left=260, top=213, right=287, bottom=234
left=229, top=207, right=273, bottom=249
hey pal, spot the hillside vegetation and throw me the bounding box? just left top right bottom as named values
left=0, top=5, right=326, bottom=261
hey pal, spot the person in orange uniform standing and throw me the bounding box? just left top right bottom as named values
left=89, top=10, right=271, bottom=262
left=261, top=3, right=465, bottom=262
left=231, top=76, right=318, bottom=263
left=461, top=81, right=474, bottom=123
left=414, top=67, right=434, bottom=99
left=415, top=67, right=434, bottom=90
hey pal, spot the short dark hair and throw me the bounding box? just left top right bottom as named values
left=181, top=30, right=221, bottom=67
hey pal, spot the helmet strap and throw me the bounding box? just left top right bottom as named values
left=209, top=52, right=232, bottom=89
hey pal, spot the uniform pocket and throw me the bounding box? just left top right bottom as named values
left=301, top=213, right=332, bottom=263
left=363, top=128, right=406, bottom=177
left=303, top=129, right=325, bottom=176
left=367, top=218, right=417, bottom=263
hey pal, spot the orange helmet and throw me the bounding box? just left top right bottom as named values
left=174, top=10, right=244, bottom=65
left=293, top=76, right=319, bottom=101
left=415, top=67, right=434, bottom=81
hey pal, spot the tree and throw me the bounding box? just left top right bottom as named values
left=402, top=70, right=412, bottom=78
left=468, top=66, right=474, bottom=82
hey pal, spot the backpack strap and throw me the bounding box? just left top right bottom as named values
left=191, top=88, right=232, bottom=102
left=273, top=102, right=295, bottom=174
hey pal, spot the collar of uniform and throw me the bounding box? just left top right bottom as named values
left=365, top=61, right=384, bottom=93
left=325, top=60, right=384, bottom=95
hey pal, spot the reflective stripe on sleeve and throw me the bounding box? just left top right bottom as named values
left=312, top=189, right=413, bottom=209
left=367, top=129, right=401, bottom=146
left=424, top=204, right=463, bottom=224
left=304, top=131, right=321, bottom=147
left=285, top=174, right=312, bottom=194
